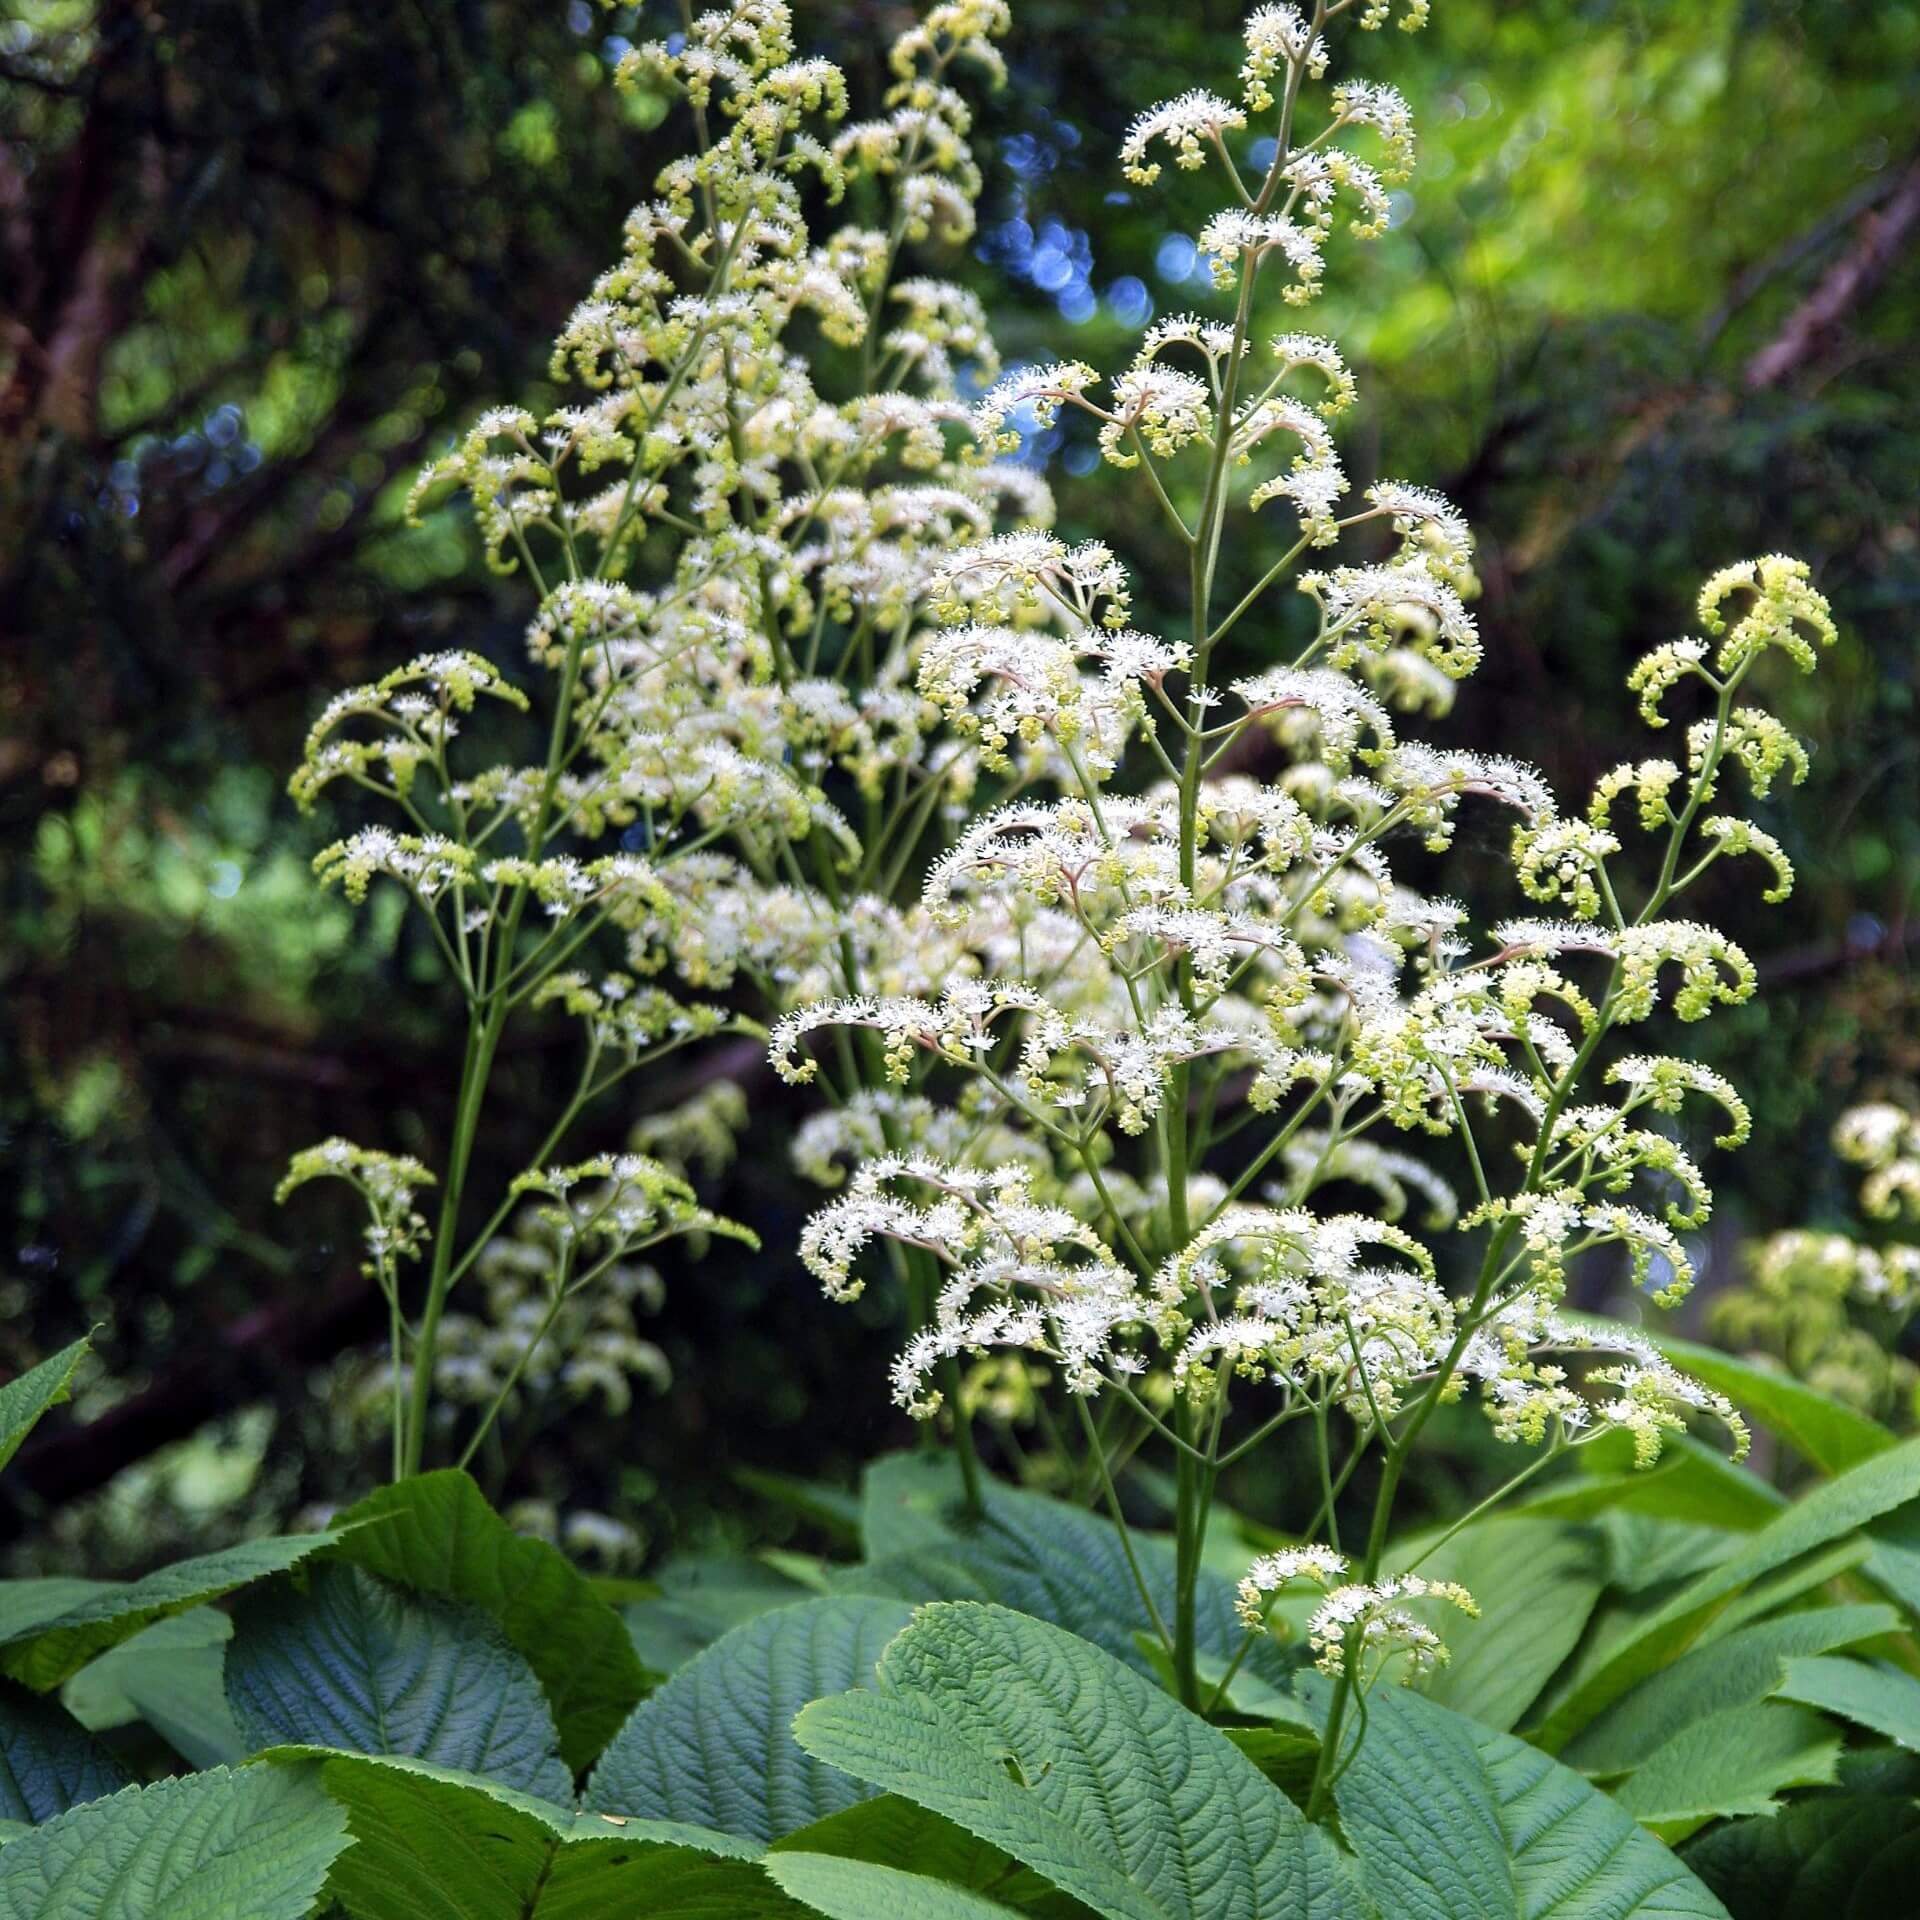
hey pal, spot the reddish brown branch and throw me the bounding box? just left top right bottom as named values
left=1745, top=156, right=1920, bottom=389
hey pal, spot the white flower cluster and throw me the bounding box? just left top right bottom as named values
left=1234, top=1546, right=1478, bottom=1682
left=774, top=0, right=1828, bottom=1508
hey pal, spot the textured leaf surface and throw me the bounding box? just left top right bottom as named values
left=842, top=1462, right=1271, bottom=1681
left=1682, top=1794, right=1920, bottom=1917
left=0, top=1532, right=338, bottom=1692
left=226, top=1564, right=571, bottom=1799
left=1563, top=1603, right=1898, bottom=1775
left=1593, top=1515, right=1748, bottom=1595
left=796, top=1600, right=1349, bottom=1920
left=769, top=1853, right=1028, bottom=1920
left=1533, top=1434, right=1920, bottom=1750
left=1405, top=1517, right=1605, bottom=1731
left=585, top=1595, right=911, bottom=1840
left=0, top=1763, right=348, bottom=1920
left=265, top=1747, right=801, bottom=1920
left=861, top=1452, right=972, bottom=1558
left=770, top=1796, right=1093, bottom=1917
left=1309, top=1678, right=1730, bottom=1918
left=0, top=1580, right=119, bottom=1645
left=1608, top=1702, right=1839, bottom=1839
left=328, top=1469, right=646, bottom=1771
left=61, top=1609, right=246, bottom=1769
left=0, top=1338, right=88, bottom=1475
left=623, top=1553, right=818, bottom=1674
left=0, top=1681, right=128, bottom=1823
left=1775, top=1654, right=1920, bottom=1749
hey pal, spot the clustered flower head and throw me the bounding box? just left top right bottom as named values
left=277, top=1139, right=436, bottom=1284
left=1235, top=1548, right=1480, bottom=1683
left=776, top=0, right=1829, bottom=1508
left=284, top=0, right=1056, bottom=1469
left=292, top=0, right=1835, bottom=1601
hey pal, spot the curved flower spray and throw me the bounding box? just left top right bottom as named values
left=279, top=0, right=1835, bottom=1800
left=765, top=0, right=1834, bottom=1799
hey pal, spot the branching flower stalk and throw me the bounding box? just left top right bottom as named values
left=779, top=0, right=1834, bottom=1758
left=283, top=0, right=1028, bottom=1480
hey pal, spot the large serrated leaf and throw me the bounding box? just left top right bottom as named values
left=0, top=1338, right=89, bottom=1475
left=770, top=1795, right=1094, bottom=1917
left=0, top=1680, right=128, bottom=1823
left=1532, top=1433, right=1920, bottom=1751
left=584, top=1595, right=911, bottom=1841
left=861, top=1452, right=971, bottom=1558
left=0, top=1532, right=339, bottom=1693
left=0, top=1762, right=349, bottom=1920
left=0, top=1580, right=119, bottom=1645
left=769, top=1852, right=1027, bottom=1920
left=61, top=1609, right=246, bottom=1770
left=1681, top=1793, right=1920, bottom=1917
left=1608, top=1701, right=1840, bottom=1841
left=842, top=1457, right=1273, bottom=1682
left=1523, top=1435, right=1782, bottom=1532
left=1397, top=1517, right=1605, bottom=1732
left=262, top=1747, right=803, bottom=1920
left=1309, top=1678, right=1730, bottom=1917
left=226, top=1563, right=571, bottom=1799
left=1562, top=1603, right=1899, bottom=1775
left=1774, top=1653, right=1920, bottom=1749
left=796, top=1600, right=1355, bottom=1920
left=326, top=1469, right=647, bottom=1771
left=622, top=1553, right=819, bottom=1674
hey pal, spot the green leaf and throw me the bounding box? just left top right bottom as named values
left=0, top=1339, right=89, bottom=1475
left=1225, top=1727, right=1322, bottom=1808
left=1523, top=1436, right=1782, bottom=1532
left=1309, top=1678, right=1731, bottom=1917
left=0, top=1681, right=128, bottom=1823
left=623, top=1553, right=818, bottom=1674
left=1532, top=1434, right=1920, bottom=1751
left=1646, top=1332, right=1895, bottom=1477
left=735, top=1469, right=864, bottom=1548
left=0, top=1581, right=119, bottom=1645
left=768, top=1853, right=1028, bottom=1920
left=61, top=1609, right=247, bottom=1769
left=0, top=1532, right=340, bottom=1693
left=1595, top=1514, right=1748, bottom=1594
left=770, top=1796, right=1092, bottom=1916
left=585, top=1595, right=912, bottom=1841
left=1562, top=1603, right=1900, bottom=1775
left=1775, top=1654, right=1920, bottom=1749
left=263, top=1747, right=804, bottom=1920
left=841, top=1465, right=1269, bottom=1682
left=1682, top=1793, right=1920, bottom=1917
left=1397, top=1517, right=1606, bottom=1731
left=225, top=1564, right=572, bottom=1800
left=1609, top=1701, right=1840, bottom=1840
left=794, top=1600, right=1353, bottom=1920
left=0, top=1763, right=349, bottom=1920
left=327, top=1469, right=647, bottom=1771
left=861, top=1452, right=972, bottom=1558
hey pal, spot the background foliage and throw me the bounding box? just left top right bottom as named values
left=3, top=0, right=1916, bottom=1571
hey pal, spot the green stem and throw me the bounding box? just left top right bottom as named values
left=1398, top=1441, right=1564, bottom=1576
left=457, top=1296, right=565, bottom=1471
left=402, top=1002, right=505, bottom=1475
left=1078, top=1396, right=1174, bottom=1656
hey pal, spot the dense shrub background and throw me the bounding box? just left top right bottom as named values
left=3, top=0, right=1916, bottom=1570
